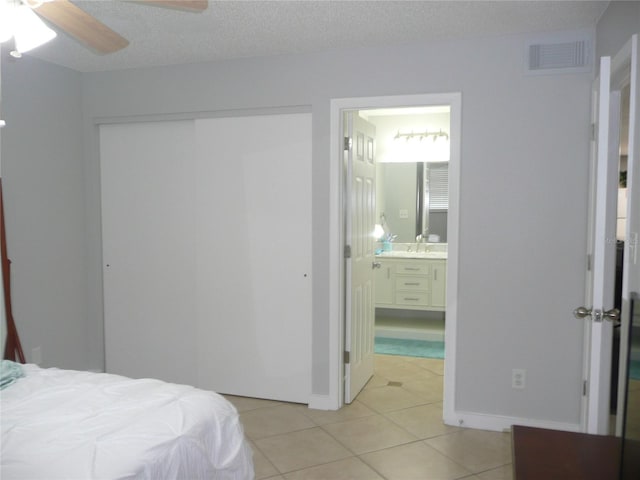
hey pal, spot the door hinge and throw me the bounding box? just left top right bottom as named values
left=344, top=351, right=350, bottom=364
left=583, top=380, right=588, bottom=396
left=587, top=254, right=592, bottom=271
left=344, top=136, right=353, bottom=151
left=344, top=245, right=352, bottom=259
left=591, top=123, right=597, bottom=141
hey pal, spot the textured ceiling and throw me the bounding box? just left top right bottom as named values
left=16, top=0, right=610, bottom=72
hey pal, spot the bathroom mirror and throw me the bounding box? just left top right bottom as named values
left=376, top=161, right=448, bottom=243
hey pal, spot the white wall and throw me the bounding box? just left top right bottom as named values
left=79, top=31, right=593, bottom=425
left=2, top=27, right=598, bottom=426
left=596, top=1, right=640, bottom=69
left=1, top=55, right=88, bottom=369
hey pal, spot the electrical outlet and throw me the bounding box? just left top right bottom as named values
left=512, top=369, right=526, bottom=389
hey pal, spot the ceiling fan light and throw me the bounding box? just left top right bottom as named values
left=0, top=27, right=13, bottom=45
left=12, top=4, right=56, bottom=53
left=0, top=1, right=14, bottom=43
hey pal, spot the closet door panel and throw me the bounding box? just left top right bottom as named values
left=100, top=121, right=197, bottom=385
left=194, top=114, right=312, bottom=403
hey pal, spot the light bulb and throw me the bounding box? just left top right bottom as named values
left=12, top=4, right=56, bottom=54
left=0, top=0, right=14, bottom=43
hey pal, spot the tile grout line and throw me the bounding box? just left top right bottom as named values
left=240, top=355, right=468, bottom=479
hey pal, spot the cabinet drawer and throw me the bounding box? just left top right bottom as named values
left=395, top=292, right=429, bottom=306
left=395, top=276, right=428, bottom=291
left=395, top=263, right=429, bottom=275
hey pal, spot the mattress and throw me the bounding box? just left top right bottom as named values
left=0, top=364, right=254, bottom=479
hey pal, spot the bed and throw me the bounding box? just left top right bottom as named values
left=0, top=362, right=254, bottom=479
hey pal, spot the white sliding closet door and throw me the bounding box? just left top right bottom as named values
left=101, top=121, right=198, bottom=385
left=100, top=114, right=311, bottom=403
left=194, top=113, right=312, bottom=403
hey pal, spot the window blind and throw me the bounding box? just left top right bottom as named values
left=428, top=164, right=449, bottom=210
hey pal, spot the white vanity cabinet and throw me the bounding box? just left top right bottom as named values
left=375, top=257, right=446, bottom=311
left=375, top=259, right=395, bottom=305
left=430, top=260, right=447, bottom=309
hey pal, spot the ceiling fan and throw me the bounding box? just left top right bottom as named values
left=4, top=0, right=208, bottom=55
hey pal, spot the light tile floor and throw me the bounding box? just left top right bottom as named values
left=224, top=354, right=514, bottom=480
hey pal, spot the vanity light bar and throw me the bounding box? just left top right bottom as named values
left=393, top=129, right=449, bottom=142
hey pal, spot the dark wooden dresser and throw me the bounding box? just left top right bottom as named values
left=511, top=425, right=621, bottom=479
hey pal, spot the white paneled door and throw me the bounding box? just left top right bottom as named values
left=580, top=36, right=639, bottom=434
left=100, top=113, right=312, bottom=403
left=581, top=55, right=620, bottom=435
left=344, top=112, right=376, bottom=403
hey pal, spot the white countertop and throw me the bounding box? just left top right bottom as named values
left=375, top=243, right=448, bottom=260
left=376, top=251, right=447, bottom=260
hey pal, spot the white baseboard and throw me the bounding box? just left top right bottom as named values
left=308, top=394, right=339, bottom=411
left=444, top=410, right=582, bottom=433
left=375, top=326, right=445, bottom=342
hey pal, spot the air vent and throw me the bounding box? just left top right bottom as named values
left=525, top=37, right=591, bottom=75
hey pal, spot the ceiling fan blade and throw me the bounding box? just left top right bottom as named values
left=133, top=1, right=208, bottom=12
left=27, top=0, right=129, bottom=54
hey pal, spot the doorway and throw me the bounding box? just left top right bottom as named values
left=613, top=44, right=638, bottom=435
left=610, top=81, right=631, bottom=434
left=328, top=93, right=461, bottom=424
left=581, top=35, right=639, bottom=435
left=362, top=106, right=449, bottom=352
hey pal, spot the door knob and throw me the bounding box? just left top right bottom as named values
left=372, top=261, right=382, bottom=269
left=573, top=306, right=592, bottom=319
left=573, top=306, right=620, bottom=322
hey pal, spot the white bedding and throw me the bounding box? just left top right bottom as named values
left=0, top=364, right=254, bottom=479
